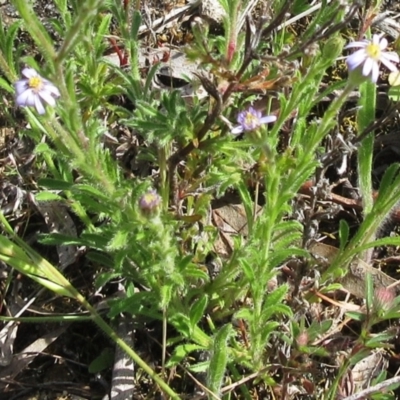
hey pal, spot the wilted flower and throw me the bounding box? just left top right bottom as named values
left=345, top=34, right=399, bottom=83
left=15, top=68, right=60, bottom=114
left=296, top=331, right=309, bottom=347
left=374, top=287, right=395, bottom=312
left=138, top=189, right=161, bottom=217
left=231, top=107, right=277, bottom=135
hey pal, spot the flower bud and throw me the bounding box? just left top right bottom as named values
left=322, top=35, right=345, bottom=63
left=191, top=17, right=209, bottom=45
left=138, top=189, right=161, bottom=217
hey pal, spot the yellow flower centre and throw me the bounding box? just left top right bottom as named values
left=143, top=192, right=156, bottom=204
left=28, top=76, right=43, bottom=91
left=366, top=43, right=381, bottom=60
left=245, top=113, right=258, bottom=125
left=140, top=192, right=160, bottom=210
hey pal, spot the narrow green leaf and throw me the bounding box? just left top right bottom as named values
left=94, top=14, right=112, bottom=51
left=263, top=284, right=289, bottom=310
left=339, top=219, right=350, bottom=250
left=207, top=324, right=232, bottom=396
left=234, top=308, right=252, bottom=322
left=34, top=192, right=64, bottom=202
left=107, top=292, right=159, bottom=319
left=166, top=344, right=205, bottom=368
left=0, top=252, right=74, bottom=298
left=269, top=248, right=308, bottom=267
left=237, top=180, right=254, bottom=234
left=160, top=284, right=173, bottom=309
left=377, top=163, right=400, bottom=200
left=357, top=133, right=374, bottom=214
left=5, top=20, right=22, bottom=77
left=356, top=73, right=376, bottom=214
left=365, top=273, right=374, bottom=313
left=345, top=311, right=366, bottom=322
left=170, top=313, right=191, bottom=338
left=108, top=229, right=129, bottom=251
left=130, top=10, right=142, bottom=40
left=95, top=272, right=121, bottom=289
left=259, top=321, right=280, bottom=344
left=307, top=319, right=333, bottom=341
left=39, top=233, right=87, bottom=247
left=365, top=332, right=396, bottom=346
left=89, top=348, right=114, bottom=373
left=241, top=259, right=255, bottom=282
left=189, top=295, right=208, bottom=328
left=189, top=360, right=209, bottom=373
left=38, top=178, right=73, bottom=190
left=13, top=0, right=56, bottom=63
left=0, top=235, right=31, bottom=260
left=347, top=237, right=400, bottom=258
left=0, top=77, right=13, bottom=93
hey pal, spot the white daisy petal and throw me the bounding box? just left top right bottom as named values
left=14, top=80, right=29, bottom=95
left=259, top=115, right=277, bottom=124
left=16, top=89, right=34, bottom=106
left=43, top=83, right=60, bottom=97
left=231, top=125, right=244, bottom=135
left=372, top=35, right=380, bottom=46
left=39, top=90, right=56, bottom=106
left=22, top=68, right=38, bottom=79
left=371, top=64, right=379, bottom=83
left=379, top=37, right=388, bottom=50
left=362, top=57, right=374, bottom=77
left=34, top=95, right=46, bottom=114
left=381, top=52, right=400, bottom=63
left=26, top=91, right=39, bottom=108
left=380, top=58, right=399, bottom=72
left=345, top=41, right=367, bottom=49
left=347, top=49, right=368, bottom=70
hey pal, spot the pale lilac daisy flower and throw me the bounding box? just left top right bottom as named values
left=345, top=34, right=399, bottom=83
left=231, top=107, right=276, bottom=135
left=138, top=189, right=161, bottom=217
left=15, top=68, right=60, bottom=114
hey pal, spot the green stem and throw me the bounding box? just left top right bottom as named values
left=312, top=83, right=356, bottom=151
left=12, top=0, right=56, bottom=63
left=128, top=12, right=142, bottom=83
left=357, top=78, right=376, bottom=214
left=261, top=153, right=279, bottom=263
left=159, top=146, right=170, bottom=210
left=322, top=177, right=400, bottom=281
left=43, top=118, right=85, bottom=164
left=162, top=307, right=167, bottom=375
left=79, top=295, right=180, bottom=399
left=55, top=0, right=104, bottom=66
left=42, top=118, right=117, bottom=197
left=357, top=132, right=374, bottom=214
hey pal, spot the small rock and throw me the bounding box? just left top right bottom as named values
left=199, top=0, right=226, bottom=25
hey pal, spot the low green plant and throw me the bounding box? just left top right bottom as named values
left=2, top=0, right=400, bottom=398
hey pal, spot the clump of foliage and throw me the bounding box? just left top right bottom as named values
left=2, top=0, right=400, bottom=399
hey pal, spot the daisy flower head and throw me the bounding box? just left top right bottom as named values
left=138, top=189, right=161, bottom=218
left=15, top=68, right=60, bottom=115
left=345, top=34, right=399, bottom=84
left=231, top=107, right=277, bottom=135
